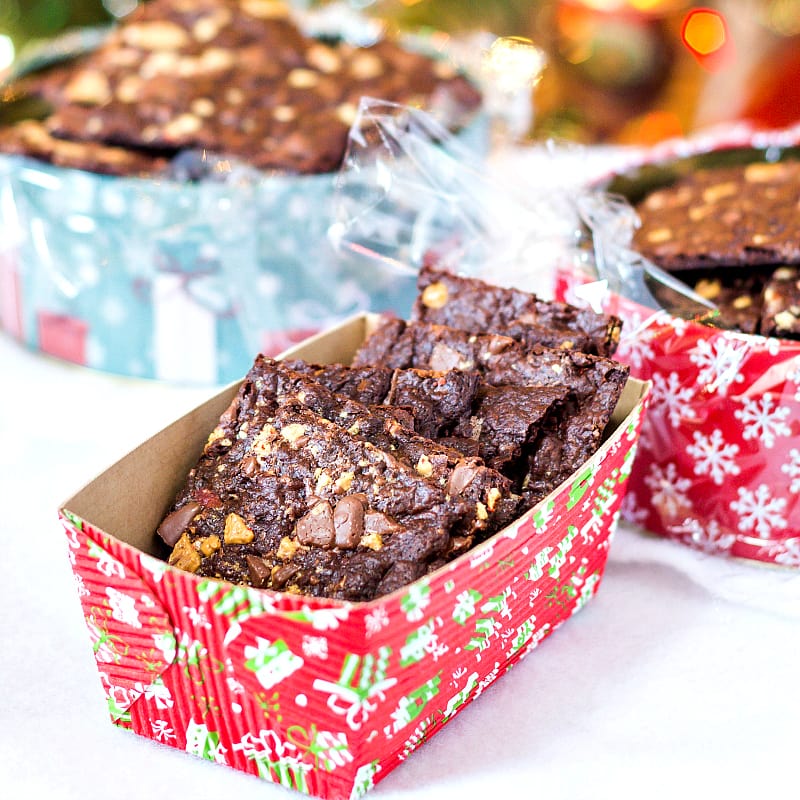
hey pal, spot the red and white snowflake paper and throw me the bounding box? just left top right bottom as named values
left=558, top=269, right=800, bottom=568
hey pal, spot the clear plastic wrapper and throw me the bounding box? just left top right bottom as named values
left=333, top=105, right=800, bottom=568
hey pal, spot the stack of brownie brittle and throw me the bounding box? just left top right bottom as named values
left=157, top=266, right=628, bottom=600
left=632, top=160, right=800, bottom=338
left=0, top=0, right=481, bottom=177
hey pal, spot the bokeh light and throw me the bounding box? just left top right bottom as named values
left=682, top=9, right=726, bottom=57
left=482, top=36, right=547, bottom=93
left=0, top=34, right=15, bottom=72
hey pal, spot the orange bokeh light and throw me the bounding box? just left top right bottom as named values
left=682, top=9, right=727, bottom=56
left=633, top=109, right=684, bottom=144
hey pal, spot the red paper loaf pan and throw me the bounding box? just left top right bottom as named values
left=60, top=314, right=649, bottom=799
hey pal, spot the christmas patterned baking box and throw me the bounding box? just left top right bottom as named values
left=556, top=132, right=800, bottom=567
left=59, top=314, right=649, bottom=799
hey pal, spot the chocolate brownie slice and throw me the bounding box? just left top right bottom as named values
left=633, top=161, right=800, bottom=271
left=239, top=356, right=520, bottom=542
left=413, top=264, right=622, bottom=356
left=761, top=266, right=800, bottom=339
left=0, top=120, right=167, bottom=176
left=160, top=400, right=463, bottom=600
left=13, top=0, right=481, bottom=176
left=285, top=359, right=481, bottom=439
left=453, top=383, right=569, bottom=473
left=352, top=319, right=629, bottom=500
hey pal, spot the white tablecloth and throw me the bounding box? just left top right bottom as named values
left=2, top=142, right=799, bottom=799
left=2, top=327, right=799, bottom=800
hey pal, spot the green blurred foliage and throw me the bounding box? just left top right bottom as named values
left=0, top=0, right=112, bottom=52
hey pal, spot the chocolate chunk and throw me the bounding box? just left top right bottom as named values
left=246, top=554, right=272, bottom=588
left=296, top=500, right=336, bottom=547
left=157, top=501, right=201, bottom=546
left=333, top=495, right=366, bottom=548
left=447, top=462, right=479, bottom=495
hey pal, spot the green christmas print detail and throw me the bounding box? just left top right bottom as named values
left=243, top=636, right=304, bottom=690
left=312, top=647, right=397, bottom=731
left=567, top=464, right=596, bottom=511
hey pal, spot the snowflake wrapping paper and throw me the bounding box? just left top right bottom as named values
left=556, top=272, right=800, bottom=568
left=58, top=314, right=649, bottom=800
left=552, top=127, right=800, bottom=568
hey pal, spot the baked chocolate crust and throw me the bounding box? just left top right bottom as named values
left=633, top=161, right=800, bottom=271
left=413, top=264, right=622, bottom=357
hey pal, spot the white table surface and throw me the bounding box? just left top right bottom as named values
left=2, top=327, right=799, bottom=800
left=2, top=141, right=800, bottom=799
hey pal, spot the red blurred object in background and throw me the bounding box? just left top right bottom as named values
left=742, top=37, right=800, bottom=129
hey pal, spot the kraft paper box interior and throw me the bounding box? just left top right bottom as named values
left=60, top=313, right=649, bottom=800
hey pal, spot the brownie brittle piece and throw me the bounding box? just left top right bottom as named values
left=352, top=319, right=629, bottom=500
left=286, top=359, right=482, bottom=439
left=453, top=383, right=569, bottom=474
left=160, top=400, right=464, bottom=601
left=761, top=266, right=800, bottom=339
left=243, top=357, right=519, bottom=542
left=687, top=269, right=767, bottom=334
left=0, top=120, right=167, bottom=176
left=633, top=161, right=800, bottom=272
left=283, top=361, right=394, bottom=406
left=413, top=264, right=622, bottom=356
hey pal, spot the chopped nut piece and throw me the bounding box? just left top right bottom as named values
left=688, top=204, right=714, bottom=221
left=241, top=0, right=290, bottom=19
left=744, top=162, right=785, bottom=183
left=168, top=533, right=201, bottom=573
left=191, top=98, right=216, bottom=118
left=350, top=52, right=384, bottom=80
left=116, top=75, right=143, bottom=103
left=122, top=21, right=190, bottom=50
left=359, top=531, right=383, bottom=551
left=732, top=295, right=752, bottom=309
left=287, top=68, right=319, bottom=89
left=163, top=113, right=202, bottom=139
left=64, top=71, right=111, bottom=105
left=280, top=423, right=307, bottom=443
left=415, top=455, right=434, bottom=478
left=646, top=227, right=673, bottom=244
left=335, top=471, right=355, bottom=492
left=702, top=181, right=737, bottom=203
left=306, top=44, right=342, bottom=74
left=695, top=278, right=721, bottom=300
left=198, top=534, right=221, bottom=556
left=277, top=536, right=300, bottom=560
left=224, top=513, right=255, bottom=544
left=486, top=487, right=502, bottom=512
left=336, top=103, right=358, bottom=126
left=475, top=501, right=488, bottom=521
left=421, top=281, right=449, bottom=309
left=273, top=104, right=297, bottom=123
left=774, top=310, right=798, bottom=330
left=315, top=470, right=333, bottom=492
